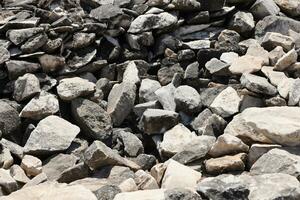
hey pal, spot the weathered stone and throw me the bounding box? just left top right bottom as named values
left=20, top=33, right=48, bottom=53
left=13, top=73, right=40, bottom=102
left=155, top=83, right=176, bottom=111
left=277, top=78, right=295, bottom=99
left=174, top=85, right=201, bottom=114
left=288, top=78, right=300, bottom=105
left=261, top=32, right=295, bottom=51
left=0, top=168, right=18, bottom=194
left=39, top=54, right=65, bottom=73
left=0, top=47, right=10, bottom=65
left=205, top=58, right=230, bottom=76
left=71, top=33, right=96, bottom=49
left=246, top=45, right=270, bottom=65
left=7, top=27, right=44, bottom=45
left=24, top=115, right=80, bottom=155
left=268, top=46, right=285, bottom=66
left=20, top=155, right=42, bottom=177
left=229, top=55, right=264, bottom=75
left=220, top=52, right=239, bottom=65
left=135, top=170, right=159, bottom=190
left=5, top=60, right=41, bottom=80
left=229, top=11, right=255, bottom=37
left=0, top=101, right=21, bottom=138
left=116, top=131, right=144, bottom=157
left=250, top=0, right=280, bottom=19
left=274, top=0, right=300, bottom=17
left=0, top=148, right=13, bottom=169
left=10, top=165, right=30, bottom=184
left=94, top=185, right=121, bottom=200
left=261, top=66, right=288, bottom=86
left=139, top=79, right=161, bottom=103
left=157, top=64, right=184, bottom=86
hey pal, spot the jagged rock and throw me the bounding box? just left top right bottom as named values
left=277, top=78, right=295, bottom=99
left=135, top=170, right=159, bottom=190
left=7, top=27, right=44, bottom=45
left=0, top=101, right=21, bottom=138
left=288, top=78, right=300, bottom=105
left=57, top=77, right=96, bottom=101
left=229, top=11, right=255, bottom=37
left=229, top=55, right=264, bottom=75
left=122, top=61, right=140, bottom=85
left=250, top=0, right=280, bottom=19
left=169, top=0, right=201, bottom=11
left=116, top=130, right=144, bottom=157
left=107, top=82, right=136, bottom=126
left=0, top=148, right=13, bottom=169
left=5, top=60, right=41, bottom=80
left=139, top=79, right=161, bottom=103
left=0, top=47, right=10, bottom=65
left=10, top=165, right=30, bottom=184
left=274, top=0, right=300, bottom=17
left=134, top=101, right=161, bottom=118
left=71, top=98, right=112, bottom=142
left=246, top=45, right=270, bottom=65
left=71, top=33, right=96, bottom=49
left=225, top=106, right=300, bottom=146
left=275, top=49, right=298, bottom=71
left=39, top=54, right=65, bottom=73
left=20, top=33, right=48, bottom=53
left=20, top=155, right=42, bottom=177
left=0, top=168, right=18, bottom=194
left=20, top=91, right=59, bottom=120
left=174, top=85, right=201, bottom=114
left=261, top=66, right=288, bottom=86
left=261, top=32, right=295, bottom=51
left=139, top=109, right=179, bottom=135
left=157, top=64, right=184, bottom=86
left=24, top=115, right=80, bottom=155
left=94, top=185, right=121, bottom=200
left=13, top=73, right=40, bottom=102
left=155, top=83, right=176, bottom=111
left=268, top=46, right=285, bottom=66
left=205, top=58, right=230, bottom=76
left=220, top=52, right=239, bottom=64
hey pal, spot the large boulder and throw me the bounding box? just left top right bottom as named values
left=224, top=107, right=300, bottom=146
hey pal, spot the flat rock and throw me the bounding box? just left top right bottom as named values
left=57, top=77, right=96, bottom=101
left=224, top=106, right=300, bottom=146
left=7, top=27, right=44, bottom=45
left=24, top=115, right=80, bottom=155
left=71, top=98, right=112, bottom=142
left=229, top=55, right=264, bottom=75
left=13, top=73, right=40, bottom=102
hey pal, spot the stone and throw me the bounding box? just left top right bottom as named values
left=268, top=46, right=286, bottom=66
left=10, top=165, right=30, bottom=184
left=13, top=73, right=40, bottom=102
left=277, top=78, right=295, bottom=99
left=169, top=0, right=201, bottom=11
left=128, top=12, right=177, bottom=34
left=164, top=188, right=202, bottom=200
left=23, top=172, right=47, bottom=188
left=205, top=58, right=230, bottom=76
left=205, top=153, right=247, bottom=175
left=20, top=155, right=42, bottom=177
left=220, top=52, right=239, bottom=64
left=0, top=139, right=23, bottom=159
left=71, top=33, right=96, bottom=49
left=199, top=0, right=226, bottom=11
left=229, top=11, right=255, bottom=37
left=20, top=33, right=48, bottom=53
left=139, top=109, right=179, bottom=135
left=274, top=0, right=300, bottom=16
left=261, top=66, right=288, bottom=86
left=107, top=82, right=136, bottom=126
left=5, top=60, right=41, bottom=80
left=160, top=124, right=197, bottom=158
left=24, top=115, right=80, bottom=155
left=67, top=49, right=97, bottom=70
left=57, top=77, right=96, bottom=101
left=261, top=32, right=295, bottom=51
left=250, top=0, right=280, bottom=19
left=135, top=170, right=159, bottom=190
left=174, top=85, right=201, bottom=114
left=288, top=78, right=300, bottom=105
left=71, top=98, right=112, bottom=142
left=209, top=134, right=249, bottom=157
left=190, top=108, right=227, bottom=136
left=90, top=4, right=123, bottom=21
left=240, top=73, right=277, bottom=96
left=83, top=140, right=140, bottom=170
left=0, top=182, right=97, bottom=200
left=210, top=87, right=242, bottom=118
left=246, top=45, right=270, bottom=65
left=20, top=91, right=59, bottom=120
left=7, top=27, right=44, bottom=45
left=114, top=189, right=165, bottom=200
left=161, top=159, right=202, bottom=190
left=0, top=168, right=18, bottom=194
left=265, top=96, right=287, bottom=106
left=250, top=148, right=300, bottom=179
left=117, top=131, right=144, bottom=157
left=155, top=83, right=176, bottom=111
left=39, top=54, right=65, bottom=73
left=133, top=101, right=161, bottom=118
left=122, top=61, right=140, bottom=85
left=0, top=101, right=21, bottom=138
left=0, top=47, right=10, bottom=65
left=157, top=64, right=184, bottom=86
left=139, top=79, right=161, bottom=103
left=224, top=106, right=300, bottom=146
left=131, top=154, right=156, bottom=171
left=0, top=148, right=13, bottom=169
left=94, top=185, right=121, bottom=200
left=229, top=55, right=264, bottom=75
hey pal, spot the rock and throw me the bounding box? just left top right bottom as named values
left=0, top=139, right=23, bottom=159
left=250, top=0, right=280, bottom=19
left=246, top=45, right=270, bottom=65
left=131, top=154, right=156, bottom=171
left=114, top=189, right=165, bottom=200
left=139, top=109, right=179, bottom=135
left=268, top=46, right=286, bottom=66
left=155, top=84, right=176, bottom=111
left=107, top=82, right=136, bottom=126
left=57, top=77, right=96, bottom=101
left=261, top=66, right=288, bottom=86
left=0, top=47, right=10, bottom=65
left=67, top=49, right=97, bottom=70
left=5, top=60, right=40, bottom=80
left=250, top=148, right=300, bottom=179
left=128, top=12, right=177, bottom=34
left=13, top=73, right=40, bottom=102
left=71, top=98, right=112, bottom=142
left=0, top=182, right=97, bottom=200
left=205, top=153, right=247, bottom=175
left=247, top=143, right=281, bottom=168
left=0, top=101, right=21, bottom=137
left=24, top=115, right=80, bottom=155
left=277, top=78, right=295, bottom=99
left=90, top=4, right=123, bottom=22
left=39, top=54, right=65, bottom=73
left=240, top=73, right=277, bottom=96
left=274, top=0, right=300, bottom=17
left=20, top=91, right=59, bottom=120
left=229, top=11, right=255, bottom=37
left=0, top=148, right=13, bottom=169
left=174, top=85, right=201, bottom=114
left=20, top=33, right=48, bottom=53
left=0, top=168, right=18, bottom=194
left=205, top=58, right=230, bottom=76
left=83, top=140, right=140, bottom=170
left=265, top=96, right=287, bottom=106
left=71, top=33, right=96, bottom=49
left=135, top=170, right=159, bottom=190
left=220, top=52, right=239, bottom=64
left=157, top=64, right=184, bottom=86
left=7, top=27, right=44, bottom=45
left=10, top=165, right=30, bottom=184
left=139, top=79, right=161, bottom=103
left=133, top=101, right=161, bottom=118
left=210, top=87, right=242, bottom=118
left=209, top=134, right=249, bottom=157
left=161, top=159, right=202, bottom=190
left=229, top=55, right=264, bottom=75
left=169, top=0, right=201, bottom=11
left=20, top=155, right=42, bottom=177
left=94, top=185, right=121, bottom=200
left=116, top=131, right=144, bottom=157
left=224, top=106, right=300, bottom=146
left=190, top=108, right=227, bottom=136
left=288, top=78, right=300, bottom=105
left=164, top=188, right=202, bottom=200
left=160, top=124, right=197, bottom=157
left=122, top=62, right=140, bottom=85
left=261, top=32, right=295, bottom=51
left=23, top=172, right=47, bottom=188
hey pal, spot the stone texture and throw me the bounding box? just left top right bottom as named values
left=229, top=55, right=264, bottom=75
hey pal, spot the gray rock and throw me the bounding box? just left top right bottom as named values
left=128, top=12, right=177, bottom=34
left=71, top=98, right=112, bottom=142
left=139, top=109, right=179, bottom=135
left=57, top=162, right=90, bottom=183
left=169, top=0, right=201, bottom=11
left=107, top=82, right=136, bottom=126
left=261, top=66, right=287, bottom=86
left=220, top=52, right=239, bottom=65
left=229, top=11, right=255, bottom=37
left=24, top=115, right=80, bottom=155
left=205, top=58, right=230, bottom=76
left=200, top=86, right=226, bottom=107
left=117, top=131, right=144, bottom=157
left=39, top=54, right=65, bottom=73
left=83, top=140, right=140, bottom=170
left=10, top=165, right=30, bottom=184
left=20, top=33, right=48, bottom=53
left=268, top=46, right=285, bottom=66
left=165, top=188, right=202, bottom=200
left=7, top=27, right=44, bottom=45
left=0, top=101, right=21, bottom=138
left=229, top=55, right=264, bottom=75
left=246, top=45, right=270, bottom=65
left=13, top=73, right=40, bottom=102
left=274, top=0, right=300, bottom=17
left=71, top=33, right=96, bottom=49
left=199, top=0, right=226, bottom=11
left=274, top=49, right=298, bottom=71
left=57, top=77, right=96, bottom=101
left=174, top=85, right=201, bottom=114
left=122, top=61, right=140, bottom=85
left=94, top=185, right=121, bottom=200
left=155, top=83, right=176, bottom=111
left=20, top=155, right=42, bottom=177
left=240, top=73, right=277, bottom=96
left=250, top=0, right=280, bottom=19
left=0, top=148, right=13, bottom=169
left=5, top=60, right=41, bottom=80
left=134, top=101, right=161, bottom=118
left=139, top=79, right=161, bottom=103
left=261, top=32, right=295, bottom=51
left=0, top=168, right=18, bottom=194
left=157, top=64, right=184, bottom=86
left=288, top=78, right=300, bottom=106
left=0, top=47, right=10, bottom=65
left=20, top=91, right=59, bottom=120
left=265, top=96, right=287, bottom=106
left=90, top=4, right=124, bottom=22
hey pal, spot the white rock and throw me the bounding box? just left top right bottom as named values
left=229, top=55, right=264, bottom=75
left=20, top=155, right=42, bottom=177
left=261, top=66, right=288, bottom=86
left=274, top=48, right=298, bottom=71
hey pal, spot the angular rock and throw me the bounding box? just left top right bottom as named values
left=155, top=83, right=176, bottom=111
left=261, top=32, right=295, bottom=51
left=246, top=45, right=270, bottom=65
left=174, top=85, right=201, bottom=114
left=7, top=27, right=44, bottom=45
left=20, top=33, right=48, bottom=53
left=250, top=0, right=280, bottom=19
left=0, top=168, right=18, bottom=194
left=205, top=58, right=230, bottom=76
left=116, top=131, right=144, bottom=157
left=0, top=101, right=21, bottom=137
left=10, top=165, right=30, bottom=184
left=13, top=73, right=40, bottom=102
left=229, top=11, right=255, bottom=37
left=274, top=0, right=300, bottom=17
left=229, top=55, right=264, bottom=75
left=261, top=66, right=288, bottom=86
left=5, top=60, right=40, bottom=80
left=135, top=170, right=159, bottom=190
left=220, top=52, right=239, bottom=65
left=71, top=33, right=96, bottom=49
left=0, top=47, right=10, bottom=65
left=268, top=46, right=286, bottom=66
left=57, top=77, right=96, bottom=101
left=20, top=155, right=42, bottom=177
left=157, top=64, right=184, bottom=86
left=39, top=54, right=65, bottom=73
left=71, top=98, right=112, bottom=142
left=24, top=115, right=80, bottom=155
left=288, top=78, right=300, bottom=105
left=122, top=61, right=140, bottom=85
left=139, top=79, right=161, bottom=103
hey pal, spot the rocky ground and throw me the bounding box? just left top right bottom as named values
left=0, top=0, right=299, bottom=199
